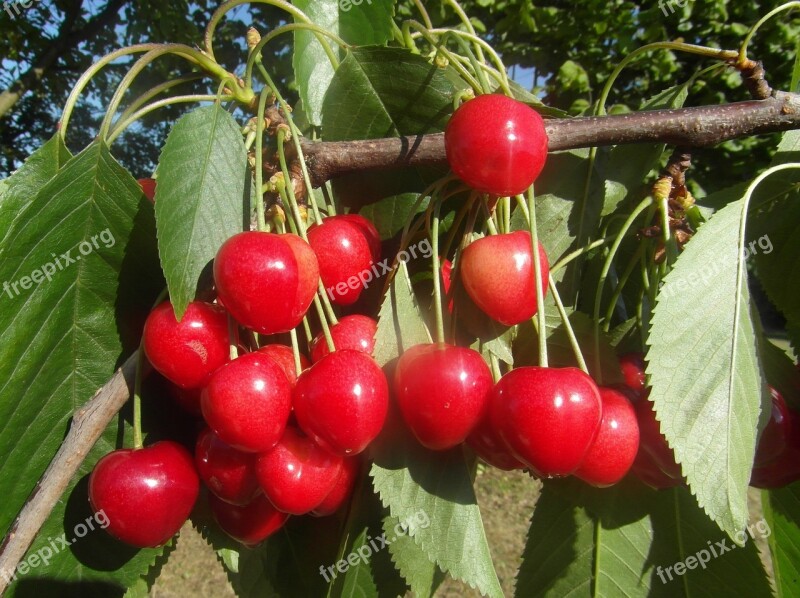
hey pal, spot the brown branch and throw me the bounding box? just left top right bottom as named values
left=0, top=352, right=137, bottom=595
left=298, top=91, right=800, bottom=187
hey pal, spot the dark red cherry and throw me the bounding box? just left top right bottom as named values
left=751, top=411, right=800, bottom=488
left=138, top=178, right=156, bottom=203
left=257, top=344, right=310, bottom=386
left=201, top=352, right=292, bottom=453
left=309, top=315, right=378, bottom=363
left=467, top=414, right=526, bottom=470
left=195, top=428, right=260, bottom=505
left=619, top=352, right=647, bottom=396
left=214, top=231, right=319, bottom=335
left=143, top=301, right=229, bottom=389
left=255, top=427, right=343, bottom=515
left=394, top=343, right=493, bottom=450
left=209, top=493, right=289, bottom=547
left=293, top=350, right=389, bottom=456
left=88, top=441, right=199, bottom=548
left=311, top=457, right=360, bottom=517
left=167, top=384, right=202, bottom=416
left=634, top=399, right=682, bottom=479
left=754, top=386, right=792, bottom=466
left=630, top=449, right=684, bottom=490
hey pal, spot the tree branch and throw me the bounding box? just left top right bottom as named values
left=0, top=353, right=137, bottom=594
left=298, top=91, right=800, bottom=187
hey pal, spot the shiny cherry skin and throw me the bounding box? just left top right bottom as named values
left=309, top=315, right=378, bottom=363
left=445, top=94, right=548, bottom=197
left=209, top=493, right=289, bottom=547
left=214, top=232, right=319, bottom=335
left=338, top=214, right=381, bottom=262
left=467, top=414, right=526, bottom=470
left=461, top=232, right=549, bottom=326
left=201, top=352, right=292, bottom=453
left=255, top=427, right=343, bottom=515
left=394, top=343, right=493, bottom=450
left=143, top=301, right=229, bottom=389
left=89, top=441, right=199, bottom=548
left=754, top=386, right=792, bottom=466
left=293, top=350, right=389, bottom=456
left=138, top=178, right=157, bottom=203
left=257, top=344, right=310, bottom=386
left=195, top=428, right=260, bottom=505
left=311, top=457, right=360, bottom=517
left=575, top=386, right=640, bottom=487
left=630, top=449, right=683, bottom=490
left=490, top=366, right=602, bottom=476
left=751, top=411, right=800, bottom=488
left=634, top=399, right=682, bottom=479
left=307, top=216, right=375, bottom=306
left=619, top=352, right=647, bottom=396
left=440, top=259, right=455, bottom=313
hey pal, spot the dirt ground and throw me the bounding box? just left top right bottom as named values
left=150, top=467, right=540, bottom=597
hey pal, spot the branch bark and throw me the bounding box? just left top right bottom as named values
left=298, top=91, right=800, bottom=187
left=0, top=353, right=137, bottom=595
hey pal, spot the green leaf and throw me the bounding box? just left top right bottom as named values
left=517, top=480, right=772, bottom=597
left=759, top=336, right=800, bottom=411
left=764, top=484, right=800, bottom=597
left=155, top=105, right=249, bottom=319
left=0, top=142, right=165, bottom=594
left=0, top=135, right=72, bottom=244
left=384, top=516, right=442, bottom=596
left=358, top=193, right=428, bottom=240
left=293, top=0, right=395, bottom=127
left=647, top=198, right=766, bottom=538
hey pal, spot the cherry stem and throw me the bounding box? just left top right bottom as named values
left=549, top=274, right=589, bottom=374
left=481, top=200, right=499, bottom=235
left=289, top=328, right=303, bottom=378
left=549, top=237, right=613, bottom=274
left=592, top=196, right=653, bottom=383
left=131, top=342, right=146, bottom=450
left=525, top=188, right=548, bottom=368
left=255, top=88, right=271, bottom=232
left=739, top=2, right=800, bottom=64
left=602, top=243, right=646, bottom=332
left=431, top=199, right=446, bottom=344
left=488, top=351, right=502, bottom=383
left=227, top=314, right=239, bottom=361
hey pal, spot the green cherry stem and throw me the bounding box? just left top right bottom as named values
left=255, top=87, right=271, bottom=232
left=431, top=199, right=446, bottom=344
left=602, top=243, right=646, bottom=332
left=131, top=342, right=146, bottom=450
left=289, top=328, right=303, bottom=378
left=739, top=2, right=800, bottom=64
left=549, top=274, right=589, bottom=374
left=526, top=188, right=548, bottom=368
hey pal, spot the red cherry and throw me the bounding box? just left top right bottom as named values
left=209, top=493, right=289, bottom=547
left=143, top=301, right=229, bottom=389
left=201, top=352, right=292, bottom=453
left=214, top=232, right=319, bottom=334
left=461, top=232, right=549, bottom=326
left=754, top=386, right=792, bottom=466
left=88, top=441, right=199, bottom=548
left=575, top=386, right=640, bottom=487
left=467, top=414, right=526, bottom=470
left=293, top=350, right=389, bottom=455
left=490, top=366, right=602, bottom=476
left=440, top=259, right=455, bottom=313
left=338, top=214, right=381, bottom=262
left=138, top=178, right=156, bottom=203
left=619, top=353, right=647, bottom=396
left=257, top=344, right=310, bottom=385
left=394, top=343, right=493, bottom=450
left=167, top=384, right=202, bottom=416
left=630, top=449, right=683, bottom=490
left=307, top=216, right=375, bottom=306
left=309, top=315, right=378, bottom=363
left=311, top=457, right=360, bottom=517
left=195, top=428, right=260, bottom=505
left=255, top=427, right=343, bottom=515
left=751, top=411, right=800, bottom=488
left=634, top=399, right=682, bottom=479
left=445, top=94, right=548, bottom=197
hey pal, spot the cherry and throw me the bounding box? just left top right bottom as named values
left=337, top=214, right=381, bottom=262
left=634, top=399, right=682, bottom=479
left=575, top=386, right=640, bottom=487
left=255, top=427, right=343, bottom=515
left=445, top=94, right=548, bottom=197
left=440, top=259, right=455, bottom=313
left=214, top=232, right=319, bottom=335
left=143, top=301, right=229, bottom=389
left=467, top=414, right=526, bottom=470
left=257, top=344, right=310, bottom=386
left=460, top=231, right=549, bottom=326
left=307, top=216, right=375, bottom=306
left=201, top=352, right=292, bottom=453
left=751, top=411, right=800, bottom=488
left=167, top=384, right=202, bottom=416
left=88, top=441, right=199, bottom=548
left=311, top=457, right=360, bottom=517
left=394, top=343, right=493, bottom=450
left=209, top=493, right=289, bottom=547
left=309, top=315, right=378, bottom=363
left=630, top=449, right=683, bottom=490
left=619, top=352, right=647, bottom=396
left=490, top=366, right=602, bottom=476
left=293, top=350, right=389, bottom=456
left=754, top=386, right=792, bottom=466
left=138, top=178, right=157, bottom=203
left=195, top=428, right=260, bottom=505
